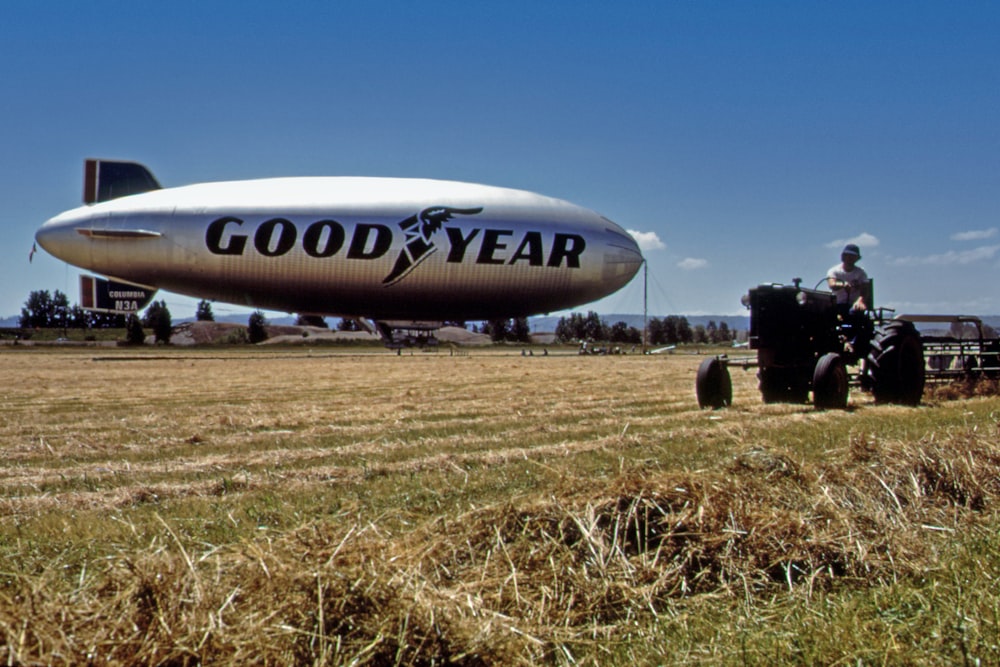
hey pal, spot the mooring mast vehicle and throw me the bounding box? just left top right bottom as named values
left=695, top=278, right=926, bottom=409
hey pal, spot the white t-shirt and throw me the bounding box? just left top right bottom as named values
left=827, top=263, right=869, bottom=305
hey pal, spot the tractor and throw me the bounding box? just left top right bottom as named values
left=695, top=278, right=926, bottom=409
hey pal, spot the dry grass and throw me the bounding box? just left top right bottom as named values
left=0, top=347, right=999, bottom=664
left=926, top=375, right=1000, bottom=401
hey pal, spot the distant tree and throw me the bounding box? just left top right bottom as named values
left=693, top=324, right=708, bottom=344
left=717, top=321, right=731, bottom=343
left=555, top=311, right=613, bottom=342
left=609, top=320, right=631, bottom=343
left=555, top=313, right=582, bottom=342
left=662, top=316, right=679, bottom=344
left=675, top=316, right=693, bottom=344
left=91, top=311, right=127, bottom=329
left=143, top=300, right=173, bottom=344
left=646, top=317, right=665, bottom=345
left=247, top=310, right=269, bottom=344
left=581, top=311, right=608, bottom=342
left=481, top=317, right=533, bottom=343
left=196, top=300, right=215, bottom=322
left=20, top=289, right=54, bottom=328
left=706, top=321, right=718, bottom=343
left=484, top=318, right=510, bottom=343
left=124, top=314, right=145, bottom=345
left=66, top=305, right=83, bottom=329
left=19, top=289, right=105, bottom=329
left=51, top=291, right=70, bottom=331
left=510, top=317, right=532, bottom=343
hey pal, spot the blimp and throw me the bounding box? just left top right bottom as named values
left=35, top=159, right=644, bottom=343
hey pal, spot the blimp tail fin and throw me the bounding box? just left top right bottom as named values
left=79, top=275, right=158, bottom=314
left=83, top=159, right=162, bottom=204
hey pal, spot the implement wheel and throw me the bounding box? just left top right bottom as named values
left=867, top=320, right=925, bottom=405
left=696, top=357, right=732, bottom=409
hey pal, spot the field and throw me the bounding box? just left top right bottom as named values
left=1, top=345, right=999, bottom=665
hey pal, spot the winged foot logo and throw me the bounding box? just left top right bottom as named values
left=382, top=206, right=484, bottom=285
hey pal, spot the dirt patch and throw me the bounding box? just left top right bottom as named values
left=169, top=321, right=247, bottom=345
left=436, top=326, right=492, bottom=345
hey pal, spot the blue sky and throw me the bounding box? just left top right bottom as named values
left=4, top=1, right=999, bottom=320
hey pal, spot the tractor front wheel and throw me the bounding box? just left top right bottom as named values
left=813, top=352, right=848, bottom=409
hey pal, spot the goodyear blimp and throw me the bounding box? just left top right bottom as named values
left=35, top=159, right=644, bottom=342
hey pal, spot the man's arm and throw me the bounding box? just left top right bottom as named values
left=828, top=269, right=851, bottom=292
left=854, top=278, right=872, bottom=311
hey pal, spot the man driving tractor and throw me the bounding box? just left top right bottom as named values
left=827, top=243, right=871, bottom=354
left=827, top=243, right=870, bottom=312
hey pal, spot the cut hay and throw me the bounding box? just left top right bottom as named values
left=925, top=376, right=1000, bottom=401
left=3, top=427, right=998, bottom=665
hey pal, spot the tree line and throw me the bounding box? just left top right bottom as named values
left=18, top=290, right=739, bottom=347
left=554, top=311, right=735, bottom=345
left=19, top=290, right=127, bottom=330
left=17, top=289, right=271, bottom=345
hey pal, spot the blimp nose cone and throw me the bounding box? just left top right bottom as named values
left=36, top=218, right=68, bottom=259
left=36, top=210, right=88, bottom=267
left=603, top=224, right=644, bottom=288
left=35, top=218, right=62, bottom=256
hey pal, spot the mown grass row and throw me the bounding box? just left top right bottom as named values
left=641, top=521, right=1000, bottom=665
left=0, top=348, right=998, bottom=663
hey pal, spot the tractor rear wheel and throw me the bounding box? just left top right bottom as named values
left=866, top=320, right=925, bottom=405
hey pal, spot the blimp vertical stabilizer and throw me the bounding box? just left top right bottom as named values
left=36, top=160, right=644, bottom=336
left=83, top=159, right=162, bottom=204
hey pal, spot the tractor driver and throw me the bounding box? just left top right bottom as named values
left=827, top=243, right=870, bottom=313
left=827, top=243, right=871, bottom=356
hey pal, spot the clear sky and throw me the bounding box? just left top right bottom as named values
left=4, top=1, right=999, bottom=320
